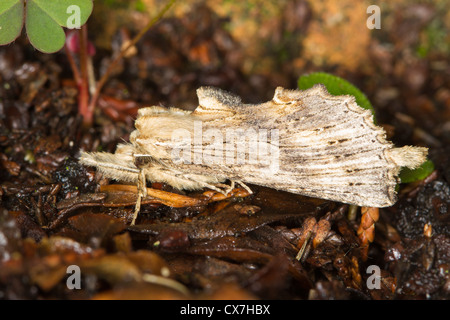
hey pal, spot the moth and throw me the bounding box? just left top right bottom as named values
left=80, top=85, right=428, bottom=224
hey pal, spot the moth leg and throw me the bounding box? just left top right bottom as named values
left=172, top=172, right=230, bottom=195
left=214, top=181, right=235, bottom=195
left=234, top=180, right=253, bottom=195
left=227, top=180, right=236, bottom=193
left=131, top=169, right=147, bottom=225
left=213, top=180, right=253, bottom=195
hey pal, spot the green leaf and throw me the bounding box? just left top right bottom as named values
left=298, top=72, right=375, bottom=121
left=399, top=160, right=435, bottom=184
left=0, top=0, right=24, bottom=45
left=25, top=0, right=93, bottom=53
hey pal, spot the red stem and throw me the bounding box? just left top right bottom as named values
left=64, top=42, right=82, bottom=85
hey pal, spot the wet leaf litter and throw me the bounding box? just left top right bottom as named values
left=1, top=2, right=450, bottom=300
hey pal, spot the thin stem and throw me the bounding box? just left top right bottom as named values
left=87, top=0, right=177, bottom=116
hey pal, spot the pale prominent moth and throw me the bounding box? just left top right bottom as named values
left=80, top=85, right=428, bottom=224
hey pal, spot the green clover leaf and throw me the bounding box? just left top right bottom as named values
left=298, top=72, right=433, bottom=183
left=0, top=0, right=93, bottom=53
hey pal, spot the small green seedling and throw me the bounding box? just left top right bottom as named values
left=298, top=72, right=434, bottom=183
left=0, top=0, right=93, bottom=53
